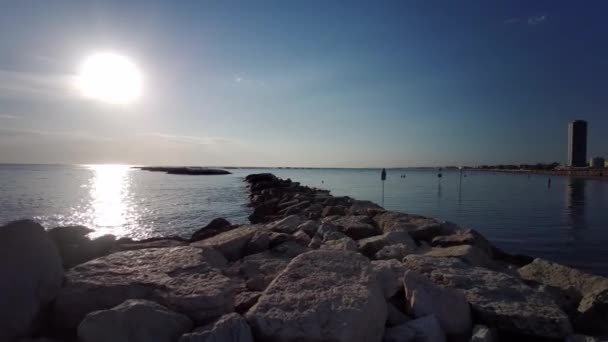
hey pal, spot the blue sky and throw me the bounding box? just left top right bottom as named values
left=0, top=0, right=607, bottom=167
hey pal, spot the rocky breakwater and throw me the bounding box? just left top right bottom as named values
left=1, top=173, right=607, bottom=342
left=137, top=166, right=232, bottom=175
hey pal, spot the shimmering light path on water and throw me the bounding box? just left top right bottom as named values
left=1, top=164, right=607, bottom=275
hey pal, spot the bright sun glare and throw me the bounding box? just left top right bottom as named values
left=77, top=52, right=143, bottom=104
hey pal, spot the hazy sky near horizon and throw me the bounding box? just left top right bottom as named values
left=1, top=0, right=607, bottom=167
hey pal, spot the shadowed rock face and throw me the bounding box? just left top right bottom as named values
left=48, top=225, right=117, bottom=269
left=190, top=218, right=234, bottom=242
left=53, top=246, right=235, bottom=334
left=0, top=220, right=63, bottom=342
left=403, top=255, right=572, bottom=339
left=246, top=250, right=387, bottom=342
left=190, top=225, right=263, bottom=261
left=179, top=313, right=253, bottom=342
left=78, top=299, right=193, bottom=342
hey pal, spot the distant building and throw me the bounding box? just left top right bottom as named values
left=568, top=120, right=588, bottom=167
left=590, top=157, right=605, bottom=169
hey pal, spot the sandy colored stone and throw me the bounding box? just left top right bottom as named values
left=404, top=270, right=472, bottom=335
left=247, top=250, right=387, bottom=342
left=358, top=231, right=416, bottom=257
left=424, top=245, right=496, bottom=269
left=403, top=255, right=572, bottom=339
left=54, top=246, right=234, bottom=332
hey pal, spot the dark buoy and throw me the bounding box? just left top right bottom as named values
left=381, top=168, right=387, bottom=207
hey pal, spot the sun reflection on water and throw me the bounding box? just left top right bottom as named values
left=86, top=164, right=135, bottom=237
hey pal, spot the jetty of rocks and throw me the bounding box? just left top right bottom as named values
left=137, top=166, right=232, bottom=175
left=1, top=173, right=607, bottom=342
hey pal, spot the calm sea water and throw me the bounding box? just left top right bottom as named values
left=1, top=164, right=607, bottom=276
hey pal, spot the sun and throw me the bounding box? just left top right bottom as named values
left=77, top=52, right=143, bottom=104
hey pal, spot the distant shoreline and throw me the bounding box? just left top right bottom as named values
left=472, top=168, right=608, bottom=180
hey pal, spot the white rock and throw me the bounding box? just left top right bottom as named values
left=404, top=270, right=472, bottom=336
left=54, top=246, right=234, bottom=332
left=403, top=255, right=572, bottom=339
left=247, top=250, right=387, bottom=342
left=358, top=231, right=416, bottom=258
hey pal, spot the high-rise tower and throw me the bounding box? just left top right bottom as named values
left=568, top=120, right=588, bottom=167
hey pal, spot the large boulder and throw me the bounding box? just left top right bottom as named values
left=357, top=231, right=416, bottom=258
left=371, top=259, right=407, bottom=299
left=190, top=218, right=233, bottom=242
left=373, top=212, right=437, bottom=234
left=225, top=248, right=294, bottom=293
left=53, top=246, right=234, bottom=333
left=245, top=173, right=278, bottom=184
left=518, top=258, right=608, bottom=334
left=77, top=299, right=192, bottom=342
left=403, top=255, right=572, bottom=339
left=517, top=258, right=608, bottom=297
left=430, top=229, right=493, bottom=256
left=246, top=250, right=387, bottom=342
left=576, top=288, right=608, bottom=335
left=375, top=243, right=416, bottom=261
left=320, top=237, right=358, bottom=252
left=191, top=225, right=263, bottom=261
left=266, top=215, right=304, bottom=234
left=403, top=270, right=472, bottom=336
left=322, top=205, right=347, bottom=217
left=407, top=222, right=456, bottom=242
left=47, top=225, right=93, bottom=244
left=0, top=220, right=63, bottom=342
left=424, top=245, right=496, bottom=269
left=179, top=313, right=253, bottom=342
left=327, top=215, right=380, bottom=240
left=295, top=220, right=319, bottom=237
left=347, top=200, right=383, bottom=216
left=114, top=238, right=187, bottom=252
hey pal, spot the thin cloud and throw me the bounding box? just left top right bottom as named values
left=0, top=127, right=115, bottom=142
left=0, top=69, right=78, bottom=100
left=504, top=18, right=520, bottom=24
left=0, top=114, right=17, bottom=119
left=528, top=15, right=547, bottom=26
left=137, top=132, right=236, bottom=145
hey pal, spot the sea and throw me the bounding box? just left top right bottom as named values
left=1, top=163, right=607, bottom=276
